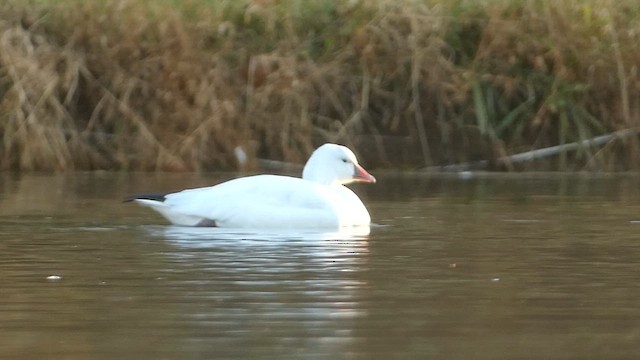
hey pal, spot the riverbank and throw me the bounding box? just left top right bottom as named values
left=1, top=0, right=639, bottom=171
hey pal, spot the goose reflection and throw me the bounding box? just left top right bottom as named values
left=154, top=225, right=371, bottom=248
left=143, top=225, right=370, bottom=356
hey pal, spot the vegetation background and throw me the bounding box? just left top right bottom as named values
left=1, top=0, right=640, bottom=172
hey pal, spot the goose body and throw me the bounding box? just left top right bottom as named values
left=126, top=144, right=375, bottom=229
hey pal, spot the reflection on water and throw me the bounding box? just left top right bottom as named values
left=158, top=225, right=371, bottom=244
left=1, top=172, right=640, bottom=359
left=155, top=226, right=370, bottom=359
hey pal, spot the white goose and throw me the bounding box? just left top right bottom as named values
left=125, top=143, right=376, bottom=229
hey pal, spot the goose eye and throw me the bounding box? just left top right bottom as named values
left=341, top=158, right=349, bottom=163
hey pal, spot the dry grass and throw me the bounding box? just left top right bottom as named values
left=1, top=0, right=640, bottom=171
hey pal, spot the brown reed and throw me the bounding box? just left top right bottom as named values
left=1, top=0, right=640, bottom=171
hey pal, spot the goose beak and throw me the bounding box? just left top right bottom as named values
left=353, top=164, right=376, bottom=183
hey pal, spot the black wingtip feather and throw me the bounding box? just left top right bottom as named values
left=123, top=193, right=167, bottom=203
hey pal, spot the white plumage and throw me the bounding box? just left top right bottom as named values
left=127, top=143, right=376, bottom=229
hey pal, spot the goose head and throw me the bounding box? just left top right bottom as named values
left=302, top=143, right=376, bottom=186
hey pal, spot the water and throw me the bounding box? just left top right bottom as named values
left=1, top=172, right=640, bottom=359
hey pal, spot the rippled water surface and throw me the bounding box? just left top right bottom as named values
left=1, top=172, right=640, bottom=359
